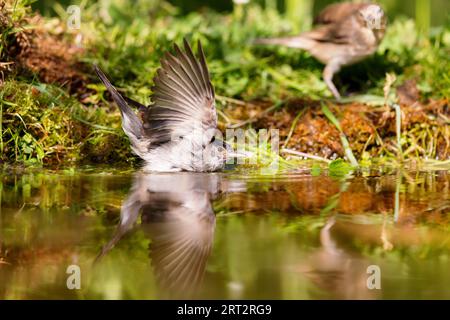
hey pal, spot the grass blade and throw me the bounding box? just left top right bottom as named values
left=321, top=104, right=359, bottom=167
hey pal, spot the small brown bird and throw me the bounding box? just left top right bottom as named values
left=254, top=2, right=387, bottom=99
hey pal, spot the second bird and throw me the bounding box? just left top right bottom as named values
left=254, top=2, right=387, bottom=100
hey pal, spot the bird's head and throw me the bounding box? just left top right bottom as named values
left=171, top=126, right=226, bottom=172
left=358, top=4, right=387, bottom=38
left=173, top=126, right=250, bottom=172
left=200, top=129, right=229, bottom=172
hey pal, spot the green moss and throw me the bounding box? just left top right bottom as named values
left=0, top=79, right=134, bottom=165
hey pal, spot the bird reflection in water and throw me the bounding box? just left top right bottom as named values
left=97, top=172, right=224, bottom=298
left=299, top=217, right=380, bottom=299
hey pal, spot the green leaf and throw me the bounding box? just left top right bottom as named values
left=311, top=163, right=321, bottom=176
left=328, top=159, right=353, bottom=177
left=321, top=104, right=342, bottom=132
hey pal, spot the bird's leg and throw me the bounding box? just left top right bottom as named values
left=323, top=62, right=342, bottom=100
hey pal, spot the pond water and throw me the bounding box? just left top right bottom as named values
left=0, top=166, right=449, bottom=299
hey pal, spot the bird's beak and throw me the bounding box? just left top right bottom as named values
left=214, top=139, right=253, bottom=160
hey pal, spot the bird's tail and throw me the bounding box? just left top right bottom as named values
left=253, top=36, right=315, bottom=50
left=94, top=65, right=145, bottom=154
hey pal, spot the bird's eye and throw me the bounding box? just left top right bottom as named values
left=210, top=136, right=216, bottom=143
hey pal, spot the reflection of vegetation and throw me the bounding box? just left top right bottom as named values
left=1, top=168, right=450, bottom=298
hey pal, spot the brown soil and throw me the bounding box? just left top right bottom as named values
left=227, top=88, right=449, bottom=160
left=1, top=11, right=89, bottom=95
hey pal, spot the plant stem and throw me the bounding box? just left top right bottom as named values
left=321, top=104, right=359, bottom=167
left=416, top=0, right=430, bottom=34
left=285, top=0, right=313, bottom=33
left=392, top=103, right=404, bottom=160
left=282, top=109, right=305, bottom=149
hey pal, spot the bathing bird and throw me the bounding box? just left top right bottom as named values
left=95, top=40, right=228, bottom=172
left=254, top=2, right=387, bottom=100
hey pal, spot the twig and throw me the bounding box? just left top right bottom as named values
left=281, top=148, right=331, bottom=163
left=282, top=108, right=305, bottom=149
left=216, top=108, right=233, bottom=125
left=361, top=134, right=374, bottom=155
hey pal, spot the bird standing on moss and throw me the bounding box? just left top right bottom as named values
left=254, top=2, right=387, bottom=100
left=95, top=40, right=231, bottom=172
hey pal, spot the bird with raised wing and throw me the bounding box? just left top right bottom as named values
left=254, top=2, right=387, bottom=100
left=95, top=40, right=232, bottom=172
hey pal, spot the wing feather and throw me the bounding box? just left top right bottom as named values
left=313, top=2, right=368, bottom=25
left=144, top=39, right=216, bottom=146
left=304, top=3, right=369, bottom=46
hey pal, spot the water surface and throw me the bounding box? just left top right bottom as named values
left=1, top=166, right=449, bottom=299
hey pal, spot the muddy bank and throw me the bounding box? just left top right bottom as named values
left=0, top=6, right=88, bottom=94
left=226, top=94, right=449, bottom=160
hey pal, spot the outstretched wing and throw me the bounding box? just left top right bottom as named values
left=143, top=39, right=216, bottom=146
left=145, top=197, right=215, bottom=298
left=313, top=2, right=368, bottom=25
